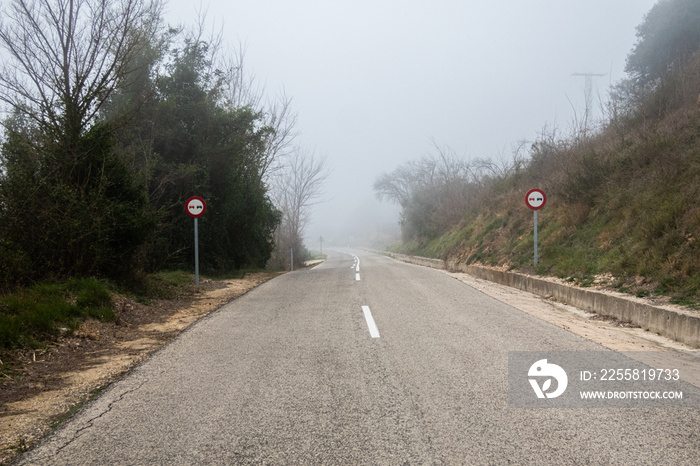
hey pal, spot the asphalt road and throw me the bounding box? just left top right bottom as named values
left=18, top=250, right=700, bottom=464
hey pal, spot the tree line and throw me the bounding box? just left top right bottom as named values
left=0, top=0, right=325, bottom=290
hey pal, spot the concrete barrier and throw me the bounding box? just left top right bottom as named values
left=391, top=253, right=445, bottom=270
left=361, top=249, right=445, bottom=270
left=377, top=251, right=700, bottom=349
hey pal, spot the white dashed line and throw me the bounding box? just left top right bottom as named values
left=361, top=306, right=380, bottom=338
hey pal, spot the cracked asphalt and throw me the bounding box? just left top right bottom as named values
left=16, top=250, right=700, bottom=464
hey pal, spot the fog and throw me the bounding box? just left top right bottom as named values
left=165, top=0, right=657, bottom=248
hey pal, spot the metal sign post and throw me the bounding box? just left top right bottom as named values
left=185, top=196, right=207, bottom=284
left=525, top=189, right=546, bottom=267
left=534, top=210, right=538, bottom=266
left=194, top=217, right=200, bottom=283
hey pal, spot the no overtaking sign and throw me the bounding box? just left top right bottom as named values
left=186, top=196, right=206, bottom=218
left=525, top=189, right=546, bottom=210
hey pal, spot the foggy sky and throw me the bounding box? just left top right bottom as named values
left=165, top=0, right=658, bottom=247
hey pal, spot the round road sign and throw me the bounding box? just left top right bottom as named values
left=185, top=196, right=206, bottom=218
left=525, top=189, right=546, bottom=210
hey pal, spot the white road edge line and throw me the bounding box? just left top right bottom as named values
left=362, top=306, right=380, bottom=338
left=356, top=273, right=361, bottom=281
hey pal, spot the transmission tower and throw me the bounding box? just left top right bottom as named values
left=571, top=72, right=607, bottom=125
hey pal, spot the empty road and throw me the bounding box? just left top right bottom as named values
left=18, top=250, right=700, bottom=464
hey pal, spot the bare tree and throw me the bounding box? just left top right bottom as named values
left=0, top=0, right=163, bottom=147
left=259, top=92, right=298, bottom=181
left=271, top=146, right=329, bottom=268
left=374, top=166, right=414, bottom=208
left=375, top=141, right=475, bottom=208
left=375, top=138, right=530, bottom=241
left=220, top=43, right=262, bottom=110
left=472, top=140, right=528, bottom=183
left=219, top=44, right=298, bottom=183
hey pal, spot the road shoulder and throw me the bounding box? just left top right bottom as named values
left=443, top=270, right=700, bottom=387
left=0, top=273, right=278, bottom=465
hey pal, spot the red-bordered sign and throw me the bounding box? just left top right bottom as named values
left=525, top=189, right=546, bottom=210
left=185, top=196, right=207, bottom=218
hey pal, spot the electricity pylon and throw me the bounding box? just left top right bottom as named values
left=571, top=72, right=606, bottom=135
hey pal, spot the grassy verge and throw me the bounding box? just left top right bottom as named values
left=131, top=270, right=196, bottom=302
left=0, top=278, right=114, bottom=351
left=305, top=251, right=328, bottom=262
left=0, top=268, right=271, bottom=357
left=0, top=270, right=205, bottom=355
left=202, top=268, right=268, bottom=281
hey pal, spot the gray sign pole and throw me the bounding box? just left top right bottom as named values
left=186, top=196, right=206, bottom=285
left=526, top=188, right=545, bottom=268
left=291, top=247, right=294, bottom=271
left=194, top=217, right=200, bottom=284
left=533, top=210, right=538, bottom=267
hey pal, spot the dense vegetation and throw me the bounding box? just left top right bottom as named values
left=0, top=1, right=292, bottom=291
left=0, top=0, right=317, bottom=351
left=376, top=0, right=700, bottom=305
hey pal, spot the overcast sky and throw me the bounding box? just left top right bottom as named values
left=165, top=0, right=658, bottom=247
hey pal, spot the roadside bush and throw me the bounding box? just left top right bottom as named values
left=0, top=123, right=155, bottom=287
left=0, top=278, right=114, bottom=350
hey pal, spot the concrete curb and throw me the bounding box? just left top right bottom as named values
left=377, top=250, right=700, bottom=349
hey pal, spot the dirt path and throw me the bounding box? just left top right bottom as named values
left=0, top=273, right=278, bottom=465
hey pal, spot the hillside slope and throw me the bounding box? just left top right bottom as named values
left=389, top=57, right=700, bottom=306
